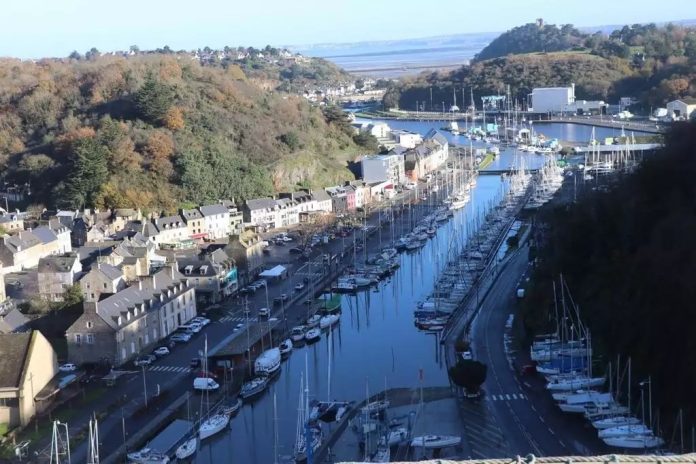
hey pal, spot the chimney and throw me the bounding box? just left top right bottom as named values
left=170, top=265, right=175, bottom=279
left=138, top=280, right=142, bottom=290
left=152, top=273, right=157, bottom=289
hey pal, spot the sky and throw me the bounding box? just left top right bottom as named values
left=2, top=0, right=696, bottom=58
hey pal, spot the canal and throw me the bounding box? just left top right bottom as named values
left=195, top=121, right=547, bottom=463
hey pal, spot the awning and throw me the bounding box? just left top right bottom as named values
left=259, top=265, right=287, bottom=278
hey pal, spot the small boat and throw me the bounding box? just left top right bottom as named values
left=319, top=314, right=340, bottom=329
left=279, top=339, right=293, bottom=356
left=599, top=424, right=652, bottom=439
left=332, top=279, right=357, bottom=293
left=223, top=398, right=243, bottom=416
left=304, top=328, right=321, bottom=342
left=592, top=416, right=641, bottom=430
left=603, top=434, right=665, bottom=449
left=319, top=294, right=342, bottom=313
left=291, top=326, right=306, bottom=343
left=240, top=377, right=269, bottom=400
left=127, top=448, right=170, bottom=464
left=255, top=348, right=281, bottom=376
left=175, top=437, right=197, bottom=460
left=306, top=314, right=321, bottom=328
left=410, top=435, right=461, bottom=448
left=294, top=425, right=322, bottom=462
left=546, top=375, right=605, bottom=391
left=199, top=412, right=230, bottom=440
left=361, top=400, right=390, bottom=414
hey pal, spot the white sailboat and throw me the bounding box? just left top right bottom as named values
left=175, top=437, right=197, bottom=460
left=410, top=435, right=461, bottom=448
left=198, top=337, right=230, bottom=440
left=599, top=424, right=652, bottom=439
left=593, top=416, right=641, bottom=430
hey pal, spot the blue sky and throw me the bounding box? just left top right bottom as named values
left=2, top=0, right=695, bottom=58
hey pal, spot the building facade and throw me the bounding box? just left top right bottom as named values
left=361, top=153, right=406, bottom=185
left=37, top=254, right=82, bottom=302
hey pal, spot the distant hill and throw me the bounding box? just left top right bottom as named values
left=474, top=20, right=587, bottom=61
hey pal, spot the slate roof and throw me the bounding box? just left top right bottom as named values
left=90, top=267, right=188, bottom=330
left=0, top=332, right=32, bottom=388
left=32, top=226, right=58, bottom=244
left=181, top=208, right=203, bottom=221
left=424, top=129, right=448, bottom=146
left=245, top=198, right=276, bottom=211
left=311, top=190, right=331, bottom=202
left=3, top=230, right=42, bottom=253
left=199, top=204, right=228, bottom=216
left=90, top=263, right=123, bottom=281
left=0, top=307, right=29, bottom=334
left=38, top=254, right=79, bottom=273
left=178, top=257, right=218, bottom=277
left=155, top=215, right=186, bottom=230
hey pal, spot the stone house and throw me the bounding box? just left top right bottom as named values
left=0, top=212, right=24, bottom=234
left=79, top=263, right=126, bottom=303
left=66, top=266, right=196, bottom=366
left=0, top=331, right=58, bottom=428
left=177, top=249, right=237, bottom=304
left=37, top=254, right=82, bottom=302
left=227, top=231, right=264, bottom=286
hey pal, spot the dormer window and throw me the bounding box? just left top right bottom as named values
left=86, top=321, right=93, bottom=329
left=199, top=265, right=208, bottom=275
left=117, top=316, right=122, bottom=325
left=126, top=312, right=131, bottom=321
left=184, top=265, right=193, bottom=275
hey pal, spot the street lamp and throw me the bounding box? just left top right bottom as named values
left=260, top=280, right=269, bottom=310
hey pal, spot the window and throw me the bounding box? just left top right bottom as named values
left=91, top=293, right=95, bottom=300
left=75, top=334, right=82, bottom=345
left=86, top=321, right=93, bottom=329
left=103, top=283, right=107, bottom=289
left=86, top=334, right=94, bottom=344
left=0, top=398, right=19, bottom=407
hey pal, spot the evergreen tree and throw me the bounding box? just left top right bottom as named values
left=135, top=73, right=176, bottom=124
left=63, top=137, right=108, bottom=208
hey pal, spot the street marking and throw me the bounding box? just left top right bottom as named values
left=505, top=394, right=511, bottom=400
left=149, top=366, right=190, bottom=373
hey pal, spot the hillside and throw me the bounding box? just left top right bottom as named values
left=0, top=55, right=369, bottom=212
left=475, top=21, right=586, bottom=61
left=522, top=122, right=696, bottom=440
left=385, top=22, right=696, bottom=110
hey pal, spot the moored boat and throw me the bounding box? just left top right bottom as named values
left=592, top=416, right=641, bottom=430
left=240, top=377, right=269, bottom=400
left=291, top=326, right=306, bottom=343
left=319, top=313, right=340, bottom=329
left=304, top=328, right=321, bottom=343
left=175, top=437, right=197, bottom=460
left=127, top=448, right=170, bottom=464
left=254, top=348, right=281, bottom=376
left=598, top=424, right=652, bottom=439
left=279, top=338, right=293, bottom=356
left=199, top=412, right=230, bottom=440
left=410, top=434, right=461, bottom=448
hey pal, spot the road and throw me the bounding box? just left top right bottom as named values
left=471, top=246, right=607, bottom=457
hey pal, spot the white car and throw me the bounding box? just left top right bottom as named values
left=281, top=236, right=293, bottom=242
left=294, top=283, right=305, bottom=291
left=181, top=322, right=202, bottom=333
left=258, top=307, right=270, bottom=317
left=233, top=323, right=244, bottom=332
left=192, top=317, right=210, bottom=326
left=170, top=333, right=191, bottom=343
left=153, top=347, right=170, bottom=357
left=59, top=363, right=77, bottom=372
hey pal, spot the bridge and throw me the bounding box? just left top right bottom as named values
left=339, top=453, right=696, bottom=464
left=571, top=143, right=662, bottom=154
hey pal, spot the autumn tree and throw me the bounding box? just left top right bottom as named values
left=163, top=106, right=185, bottom=131
left=145, top=130, right=175, bottom=178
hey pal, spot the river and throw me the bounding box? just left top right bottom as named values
left=195, top=120, right=551, bottom=463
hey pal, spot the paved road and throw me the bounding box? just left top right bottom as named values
left=471, top=246, right=607, bottom=457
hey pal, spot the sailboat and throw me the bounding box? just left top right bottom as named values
left=198, top=337, right=230, bottom=440
left=294, top=362, right=322, bottom=462
left=87, top=416, right=100, bottom=464
left=175, top=437, right=197, bottom=460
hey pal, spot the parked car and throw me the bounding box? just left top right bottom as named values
left=153, top=347, right=170, bottom=357
left=279, top=293, right=289, bottom=302
left=170, top=333, right=192, bottom=343
left=193, top=377, right=220, bottom=392
left=176, top=328, right=195, bottom=337
left=181, top=322, right=202, bottom=333
left=273, top=297, right=282, bottom=305
left=294, top=283, right=305, bottom=291
left=462, top=351, right=473, bottom=360
left=263, top=248, right=271, bottom=255
left=59, top=363, right=77, bottom=372
left=134, top=355, right=156, bottom=367
left=258, top=307, right=270, bottom=317
left=195, top=370, right=219, bottom=379
left=233, top=323, right=244, bottom=331
left=289, top=247, right=304, bottom=254
left=274, top=240, right=286, bottom=246
left=281, top=236, right=293, bottom=242
left=192, top=317, right=211, bottom=326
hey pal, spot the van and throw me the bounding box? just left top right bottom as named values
left=258, top=307, right=270, bottom=317
left=193, top=377, right=220, bottom=391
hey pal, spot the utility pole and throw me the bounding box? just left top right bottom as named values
left=141, top=364, right=148, bottom=408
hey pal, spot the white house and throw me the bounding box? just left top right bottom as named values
left=199, top=204, right=230, bottom=240
left=37, top=254, right=82, bottom=302
left=154, top=214, right=189, bottom=246
left=392, top=130, right=422, bottom=149
left=364, top=123, right=391, bottom=138
left=666, top=98, right=696, bottom=120
left=361, top=153, right=405, bottom=185
left=311, top=190, right=333, bottom=213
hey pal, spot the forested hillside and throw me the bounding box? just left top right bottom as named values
left=0, top=55, right=368, bottom=212
left=523, top=122, right=696, bottom=436
left=384, top=22, right=696, bottom=110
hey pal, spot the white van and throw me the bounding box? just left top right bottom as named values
left=193, top=377, right=220, bottom=392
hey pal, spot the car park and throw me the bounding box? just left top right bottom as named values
left=59, top=363, right=77, bottom=372
left=134, top=355, right=156, bottom=367
left=153, top=347, right=170, bottom=357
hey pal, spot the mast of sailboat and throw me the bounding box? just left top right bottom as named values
left=273, top=391, right=279, bottom=464
left=87, top=415, right=99, bottom=464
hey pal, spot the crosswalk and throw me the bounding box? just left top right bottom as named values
left=219, top=315, right=257, bottom=323
left=149, top=365, right=191, bottom=373
left=489, top=393, right=527, bottom=401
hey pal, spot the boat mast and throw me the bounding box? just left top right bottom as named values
left=273, top=392, right=279, bottom=464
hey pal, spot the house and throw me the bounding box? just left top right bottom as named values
left=391, top=129, right=422, bottom=149
left=243, top=198, right=279, bottom=229
left=112, top=209, right=142, bottom=232
left=404, top=130, right=449, bottom=179
left=181, top=208, right=206, bottom=240
left=71, top=217, right=88, bottom=247
left=0, top=331, right=58, bottom=428
left=311, top=189, right=333, bottom=213
left=325, top=186, right=348, bottom=214
left=666, top=98, right=696, bottom=120
left=361, top=153, right=405, bottom=185
left=363, top=123, right=391, bottom=138
left=37, top=254, right=82, bottom=302
left=279, top=191, right=317, bottom=216
left=0, top=231, right=43, bottom=271
left=227, top=231, right=264, bottom=285
left=66, top=266, right=196, bottom=366
left=0, top=212, right=24, bottom=234
left=199, top=204, right=230, bottom=240
left=347, top=181, right=370, bottom=208
left=0, top=300, right=29, bottom=334
left=86, top=222, right=109, bottom=243
left=34, top=222, right=72, bottom=255
left=275, top=198, right=299, bottom=228
left=79, top=263, right=126, bottom=302
left=177, top=250, right=237, bottom=304
left=344, top=185, right=356, bottom=211
left=154, top=214, right=189, bottom=247
left=220, top=201, right=244, bottom=236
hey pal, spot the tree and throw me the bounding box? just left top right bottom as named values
left=145, top=130, right=175, bottom=178
left=279, top=131, right=301, bottom=151
left=382, top=87, right=401, bottom=110
left=355, top=79, right=365, bottom=90
left=353, top=132, right=379, bottom=152
left=85, top=47, right=100, bottom=60
left=68, top=50, right=81, bottom=60
left=61, top=283, right=83, bottom=308
left=135, top=74, right=176, bottom=124
left=163, top=106, right=185, bottom=131
left=63, top=137, right=109, bottom=208
left=448, top=360, right=488, bottom=394
left=129, top=45, right=140, bottom=54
